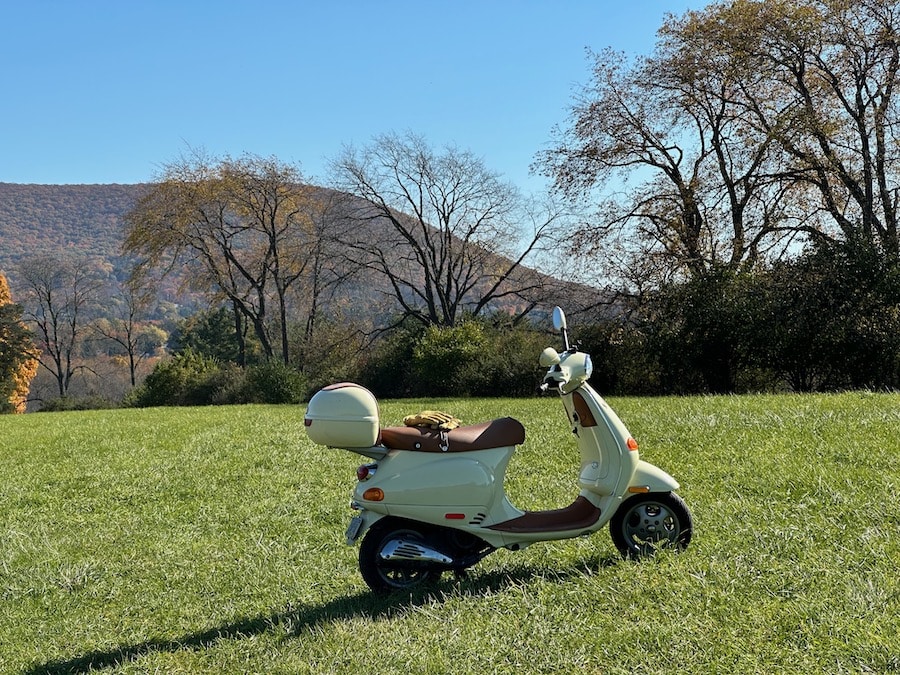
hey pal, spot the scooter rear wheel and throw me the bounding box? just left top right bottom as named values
left=359, top=520, right=443, bottom=593
left=610, top=492, right=693, bottom=558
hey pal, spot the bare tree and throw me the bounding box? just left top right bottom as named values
left=539, top=36, right=805, bottom=290
left=18, top=255, right=102, bottom=397
left=331, top=132, right=562, bottom=327
left=92, top=280, right=159, bottom=387
left=715, top=0, right=900, bottom=259
left=295, top=189, right=365, bottom=362
left=542, top=0, right=900, bottom=293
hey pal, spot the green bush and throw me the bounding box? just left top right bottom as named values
left=126, top=352, right=308, bottom=407
left=291, top=318, right=367, bottom=396
left=208, top=362, right=306, bottom=405
left=471, top=323, right=547, bottom=397
left=240, top=361, right=306, bottom=404
left=412, top=322, right=487, bottom=396
left=357, top=322, right=424, bottom=398
left=125, top=350, right=223, bottom=407
left=358, top=318, right=550, bottom=398
left=758, top=242, right=900, bottom=391
left=202, top=363, right=248, bottom=405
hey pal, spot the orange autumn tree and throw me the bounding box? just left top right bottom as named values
left=0, top=273, right=38, bottom=413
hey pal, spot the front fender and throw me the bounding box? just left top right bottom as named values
left=629, top=460, right=680, bottom=493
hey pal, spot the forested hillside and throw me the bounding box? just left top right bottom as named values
left=0, top=183, right=144, bottom=281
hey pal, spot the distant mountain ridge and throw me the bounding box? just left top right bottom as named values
left=0, top=182, right=146, bottom=282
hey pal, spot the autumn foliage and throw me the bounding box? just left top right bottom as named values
left=0, top=273, right=38, bottom=413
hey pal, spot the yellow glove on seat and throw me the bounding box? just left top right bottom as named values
left=402, top=410, right=461, bottom=431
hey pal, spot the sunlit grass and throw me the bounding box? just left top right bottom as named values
left=1, top=393, right=898, bottom=673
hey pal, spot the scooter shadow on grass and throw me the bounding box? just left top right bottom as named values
left=26, top=555, right=619, bottom=675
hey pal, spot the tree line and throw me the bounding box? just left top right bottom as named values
left=3, top=0, right=900, bottom=410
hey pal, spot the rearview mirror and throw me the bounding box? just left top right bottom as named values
left=552, top=306, right=567, bottom=332
left=551, top=307, right=570, bottom=351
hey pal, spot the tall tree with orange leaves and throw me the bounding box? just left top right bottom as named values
left=0, top=273, right=39, bottom=413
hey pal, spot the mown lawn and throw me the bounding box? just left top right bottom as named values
left=1, top=393, right=898, bottom=674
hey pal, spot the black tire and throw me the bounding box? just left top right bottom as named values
left=609, top=492, right=693, bottom=559
left=358, top=520, right=443, bottom=594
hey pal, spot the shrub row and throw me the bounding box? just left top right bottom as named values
left=357, top=319, right=550, bottom=399
left=119, top=241, right=900, bottom=406
left=125, top=351, right=307, bottom=407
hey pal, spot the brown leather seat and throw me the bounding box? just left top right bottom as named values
left=380, top=417, right=525, bottom=453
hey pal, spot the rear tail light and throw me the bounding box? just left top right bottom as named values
left=357, top=463, right=378, bottom=481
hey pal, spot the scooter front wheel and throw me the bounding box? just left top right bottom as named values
left=610, top=492, right=693, bottom=559
left=359, top=519, right=443, bottom=594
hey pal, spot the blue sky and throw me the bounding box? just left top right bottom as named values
left=1, top=1, right=699, bottom=193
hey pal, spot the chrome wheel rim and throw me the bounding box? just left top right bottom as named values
left=621, top=500, right=681, bottom=554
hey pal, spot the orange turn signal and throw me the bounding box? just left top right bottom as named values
left=628, top=485, right=651, bottom=494
left=626, top=437, right=639, bottom=451
left=363, top=487, right=384, bottom=501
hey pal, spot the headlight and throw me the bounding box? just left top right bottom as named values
left=584, top=354, right=593, bottom=379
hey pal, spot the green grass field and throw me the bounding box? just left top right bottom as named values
left=2, top=393, right=898, bottom=674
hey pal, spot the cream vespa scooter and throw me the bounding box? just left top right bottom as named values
left=304, top=308, right=692, bottom=593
